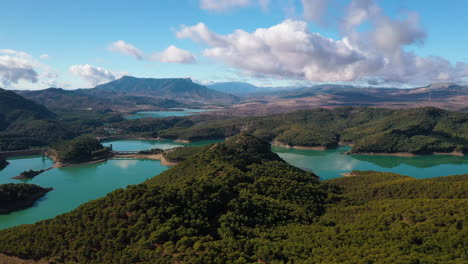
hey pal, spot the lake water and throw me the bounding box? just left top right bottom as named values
left=272, top=146, right=468, bottom=180
left=102, top=139, right=221, bottom=151
left=1, top=139, right=467, bottom=229
left=0, top=156, right=168, bottom=229
left=124, top=109, right=217, bottom=120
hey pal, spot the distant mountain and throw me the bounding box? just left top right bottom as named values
left=18, top=88, right=184, bottom=112
left=17, top=88, right=115, bottom=111
left=208, top=82, right=261, bottom=94
left=86, top=76, right=240, bottom=105
left=0, top=88, right=54, bottom=131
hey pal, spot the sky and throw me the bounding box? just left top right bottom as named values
left=1, top=0, right=468, bottom=90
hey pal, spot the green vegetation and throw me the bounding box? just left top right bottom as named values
left=121, top=107, right=467, bottom=154
left=138, top=148, right=164, bottom=155
left=12, top=170, right=47, bottom=180
left=0, top=157, right=8, bottom=170
left=341, top=107, right=468, bottom=154
left=162, top=145, right=208, bottom=163
left=0, top=88, right=78, bottom=151
left=55, top=135, right=111, bottom=163
left=0, top=134, right=466, bottom=263
left=0, top=183, right=52, bottom=214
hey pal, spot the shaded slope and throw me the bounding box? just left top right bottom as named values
left=0, top=88, right=54, bottom=131
left=0, top=89, right=75, bottom=150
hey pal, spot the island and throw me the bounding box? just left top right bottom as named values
left=0, top=183, right=53, bottom=214
left=12, top=169, right=48, bottom=180
left=49, top=135, right=113, bottom=166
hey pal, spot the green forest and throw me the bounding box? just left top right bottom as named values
left=0, top=183, right=52, bottom=214
left=54, top=135, right=112, bottom=163
left=0, top=134, right=465, bottom=263
left=110, top=107, right=468, bottom=155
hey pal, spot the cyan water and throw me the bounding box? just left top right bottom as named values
left=1, top=140, right=467, bottom=230
left=124, top=109, right=217, bottom=120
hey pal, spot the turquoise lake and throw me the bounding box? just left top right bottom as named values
left=1, top=139, right=467, bottom=229
left=123, top=109, right=217, bottom=120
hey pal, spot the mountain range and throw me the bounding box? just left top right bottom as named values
left=10, top=78, right=468, bottom=115
left=17, top=77, right=240, bottom=112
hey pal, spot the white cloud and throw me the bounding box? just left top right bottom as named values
left=151, top=45, right=196, bottom=64
left=69, top=64, right=123, bottom=86
left=0, top=49, right=40, bottom=87
left=301, top=0, right=331, bottom=23
left=177, top=0, right=468, bottom=85
left=108, top=40, right=144, bottom=60
left=39, top=54, right=49, bottom=59
left=177, top=20, right=371, bottom=82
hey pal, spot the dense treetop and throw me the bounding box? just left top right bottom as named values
left=113, top=107, right=468, bottom=154
left=54, top=135, right=111, bottom=163
left=0, top=134, right=466, bottom=263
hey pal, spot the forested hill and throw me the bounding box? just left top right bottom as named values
left=0, top=88, right=54, bottom=131
left=0, top=134, right=336, bottom=263
left=0, top=134, right=466, bottom=263
left=0, top=89, right=77, bottom=151
left=150, top=107, right=468, bottom=154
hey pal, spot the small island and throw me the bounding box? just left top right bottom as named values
left=50, top=135, right=113, bottom=166
left=0, top=183, right=53, bottom=214
left=12, top=169, right=48, bottom=180
left=0, top=157, right=8, bottom=170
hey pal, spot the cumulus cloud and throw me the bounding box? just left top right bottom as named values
left=151, top=45, right=196, bottom=64
left=39, top=54, right=49, bottom=59
left=0, top=49, right=39, bottom=87
left=177, top=0, right=468, bottom=85
left=69, top=64, right=123, bottom=86
left=177, top=20, right=373, bottom=82
left=109, top=41, right=196, bottom=64
left=108, top=40, right=144, bottom=60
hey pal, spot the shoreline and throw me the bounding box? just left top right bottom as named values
left=348, top=151, right=465, bottom=157
left=340, top=172, right=357, bottom=177
left=271, top=141, right=328, bottom=151
left=52, top=153, right=180, bottom=168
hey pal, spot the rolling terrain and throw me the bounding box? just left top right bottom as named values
left=225, top=83, right=468, bottom=115
left=0, top=134, right=465, bottom=263
left=110, top=107, right=468, bottom=155
left=17, top=77, right=239, bottom=113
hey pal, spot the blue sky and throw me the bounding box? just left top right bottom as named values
left=1, top=0, right=467, bottom=89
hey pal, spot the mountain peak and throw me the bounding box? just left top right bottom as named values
left=93, top=76, right=239, bottom=105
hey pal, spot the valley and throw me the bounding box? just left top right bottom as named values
left=0, top=77, right=467, bottom=263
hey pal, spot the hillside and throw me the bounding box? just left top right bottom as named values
left=17, top=88, right=117, bottom=111
left=18, top=88, right=185, bottom=112
left=227, top=83, right=468, bottom=115
left=0, top=89, right=77, bottom=151
left=0, top=88, right=54, bottom=131
left=86, top=76, right=240, bottom=105
left=0, top=135, right=466, bottom=263
left=151, top=107, right=468, bottom=154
